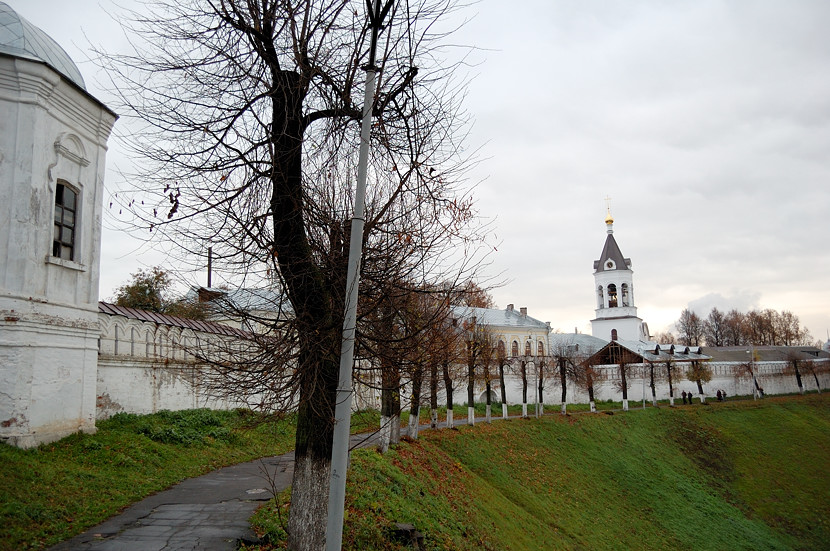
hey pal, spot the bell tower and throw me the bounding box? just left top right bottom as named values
left=590, top=206, right=646, bottom=342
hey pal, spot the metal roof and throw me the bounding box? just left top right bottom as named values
left=548, top=333, right=608, bottom=354
left=586, top=339, right=711, bottom=364
left=98, top=302, right=250, bottom=338
left=450, top=305, right=549, bottom=331
left=593, top=232, right=631, bottom=272
left=0, top=2, right=86, bottom=89
left=189, top=286, right=293, bottom=317
left=700, top=345, right=830, bottom=363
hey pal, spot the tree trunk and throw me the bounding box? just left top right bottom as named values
left=620, top=363, right=629, bottom=411
left=521, top=361, right=528, bottom=418
left=537, top=362, right=544, bottom=418
left=559, top=358, right=567, bottom=415
left=812, top=369, right=822, bottom=394
left=379, top=356, right=400, bottom=453
left=485, top=379, right=492, bottom=423
left=442, top=361, right=454, bottom=428
left=499, top=363, right=508, bottom=419
left=696, top=378, right=705, bottom=403
left=666, top=363, right=675, bottom=406
left=467, top=360, right=475, bottom=426
left=409, top=365, right=423, bottom=439
left=269, top=74, right=341, bottom=551
left=430, top=362, right=439, bottom=429
left=587, top=371, right=596, bottom=412
left=649, top=363, right=657, bottom=406
left=793, top=361, right=804, bottom=394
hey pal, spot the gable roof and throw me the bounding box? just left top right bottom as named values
left=450, top=305, right=549, bottom=331
left=586, top=339, right=711, bottom=365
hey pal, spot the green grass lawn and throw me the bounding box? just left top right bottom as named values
left=0, top=409, right=299, bottom=551
left=250, top=393, right=830, bottom=550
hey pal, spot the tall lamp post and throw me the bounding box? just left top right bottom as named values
left=326, top=1, right=393, bottom=549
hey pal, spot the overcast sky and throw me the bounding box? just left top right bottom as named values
left=14, top=0, right=830, bottom=342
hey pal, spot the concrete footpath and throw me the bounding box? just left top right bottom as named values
left=50, top=431, right=380, bottom=551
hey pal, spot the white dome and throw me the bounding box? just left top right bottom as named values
left=0, top=2, right=85, bottom=89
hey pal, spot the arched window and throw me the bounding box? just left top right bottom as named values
left=537, top=341, right=544, bottom=357
left=621, top=283, right=629, bottom=307
left=608, top=284, right=618, bottom=308
left=53, top=181, right=78, bottom=261
left=597, top=286, right=604, bottom=308
left=511, top=340, right=519, bottom=358
left=525, top=341, right=532, bottom=356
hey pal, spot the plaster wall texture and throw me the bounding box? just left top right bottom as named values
left=0, top=55, right=115, bottom=447
left=591, top=317, right=642, bottom=342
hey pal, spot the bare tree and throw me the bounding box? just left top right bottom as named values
left=535, top=340, right=548, bottom=418
left=646, top=361, right=657, bottom=406
left=702, top=307, right=726, bottom=347
left=101, top=1, right=482, bottom=548
left=496, top=340, right=510, bottom=419
left=677, top=309, right=704, bottom=346
left=549, top=335, right=582, bottom=415
left=569, top=344, right=601, bottom=413
left=665, top=359, right=677, bottom=406
left=800, top=357, right=828, bottom=394
left=462, top=317, right=496, bottom=425
left=723, top=309, right=746, bottom=346
left=686, top=360, right=712, bottom=403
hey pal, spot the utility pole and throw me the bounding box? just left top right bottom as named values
left=326, top=1, right=393, bottom=549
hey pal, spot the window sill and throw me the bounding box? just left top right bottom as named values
left=45, top=256, right=86, bottom=272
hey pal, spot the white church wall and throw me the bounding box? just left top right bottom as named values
left=0, top=53, right=116, bottom=448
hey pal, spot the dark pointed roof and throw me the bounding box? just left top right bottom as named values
left=593, top=232, right=631, bottom=272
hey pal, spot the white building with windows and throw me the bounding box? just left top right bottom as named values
left=0, top=3, right=117, bottom=447
left=590, top=210, right=648, bottom=342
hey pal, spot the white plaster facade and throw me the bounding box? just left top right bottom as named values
left=0, top=6, right=117, bottom=447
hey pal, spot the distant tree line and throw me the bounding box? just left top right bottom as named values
left=674, top=307, right=813, bottom=347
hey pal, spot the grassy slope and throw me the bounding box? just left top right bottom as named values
left=334, top=394, right=830, bottom=550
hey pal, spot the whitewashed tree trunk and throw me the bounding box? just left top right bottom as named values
left=622, top=398, right=629, bottom=411
left=699, top=393, right=706, bottom=404
left=408, top=407, right=420, bottom=439
left=286, top=454, right=329, bottom=550
left=502, top=403, right=508, bottom=419
left=589, top=400, right=596, bottom=413
left=379, top=415, right=392, bottom=453
left=446, top=409, right=454, bottom=429
left=430, top=408, right=438, bottom=429
left=468, top=406, right=475, bottom=426
left=391, top=414, right=400, bottom=445
left=485, top=404, right=491, bottom=423
left=560, top=403, right=567, bottom=415
left=522, top=402, right=528, bottom=418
